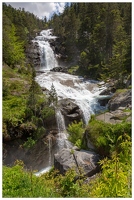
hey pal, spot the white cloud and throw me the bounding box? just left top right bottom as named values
left=5, top=2, right=66, bottom=20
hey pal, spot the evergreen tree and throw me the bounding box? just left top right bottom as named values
left=3, top=17, right=25, bottom=66
left=48, top=83, right=58, bottom=106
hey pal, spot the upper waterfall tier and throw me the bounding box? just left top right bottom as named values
left=33, top=29, right=58, bottom=70
left=35, top=29, right=57, bottom=41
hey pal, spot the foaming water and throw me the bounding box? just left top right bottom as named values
left=36, top=71, right=106, bottom=124
left=33, top=29, right=58, bottom=70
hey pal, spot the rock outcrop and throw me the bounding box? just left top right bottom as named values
left=54, top=148, right=100, bottom=177
left=58, top=99, right=83, bottom=126
left=50, top=66, right=68, bottom=73
left=108, top=89, right=131, bottom=111
left=25, top=41, right=41, bottom=67
left=98, top=95, right=112, bottom=106
left=96, top=108, right=131, bottom=124
left=3, top=132, right=59, bottom=171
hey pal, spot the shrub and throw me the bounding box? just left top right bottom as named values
left=90, top=134, right=132, bottom=197
left=67, top=120, right=85, bottom=147
left=23, top=137, right=36, bottom=149
left=3, top=162, right=59, bottom=198
left=86, top=117, right=131, bottom=156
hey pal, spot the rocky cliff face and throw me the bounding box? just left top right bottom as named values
left=25, top=38, right=68, bottom=68
left=25, top=41, right=41, bottom=67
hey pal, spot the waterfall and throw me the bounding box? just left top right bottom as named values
left=48, top=136, right=52, bottom=166
left=36, top=72, right=107, bottom=125
left=56, top=109, right=66, bottom=133
left=34, top=29, right=107, bottom=176
left=55, top=109, right=72, bottom=150
left=33, top=29, right=58, bottom=70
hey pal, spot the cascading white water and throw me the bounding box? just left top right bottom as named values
left=34, top=29, right=107, bottom=176
left=48, top=136, right=52, bottom=166
left=33, top=29, right=58, bottom=70
left=55, top=109, right=66, bottom=133
left=55, top=109, right=72, bottom=150
left=36, top=71, right=107, bottom=124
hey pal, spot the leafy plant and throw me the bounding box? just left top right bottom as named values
left=67, top=120, right=85, bottom=147
left=23, top=137, right=36, bottom=149
left=86, top=117, right=131, bottom=156
left=3, top=162, right=60, bottom=198
left=90, top=134, right=132, bottom=197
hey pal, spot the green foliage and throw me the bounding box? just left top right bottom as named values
left=3, top=3, right=47, bottom=47
left=23, top=137, right=36, bottom=149
left=3, top=162, right=59, bottom=197
left=35, top=127, right=46, bottom=140
left=41, top=107, right=55, bottom=121
left=90, top=134, right=131, bottom=197
left=3, top=22, right=25, bottom=66
left=24, top=73, right=55, bottom=140
left=55, top=168, right=81, bottom=197
left=3, top=96, right=26, bottom=127
left=67, top=120, right=85, bottom=147
left=50, top=3, right=131, bottom=82
left=48, top=83, right=58, bottom=106
left=3, top=145, right=131, bottom=198
left=68, top=65, right=79, bottom=74
left=2, top=61, right=55, bottom=142
left=3, top=79, right=9, bottom=98
left=20, top=121, right=37, bottom=135
left=87, top=117, right=131, bottom=156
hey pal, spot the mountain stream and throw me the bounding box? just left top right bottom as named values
left=33, top=29, right=107, bottom=176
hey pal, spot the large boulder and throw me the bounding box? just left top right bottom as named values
left=108, top=89, right=131, bottom=111
left=58, top=99, right=83, bottom=126
left=50, top=66, right=68, bottom=73
left=99, top=87, right=116, bottom=96
left=54, top=148, right=100, bottom=177
left=96, top=109, right=131, bottom=124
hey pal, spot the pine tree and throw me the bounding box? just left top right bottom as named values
left=48, top=83, right=58, bottom=106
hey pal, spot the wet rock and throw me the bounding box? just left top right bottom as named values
left=3, top=132, right=58, bottom=172
left=50, top=66, right=68, bottom=73
left=54, top=148, right=100, bottom=177
left=98, top=95, right=112, bottom=106
left=99, top=87, right=116, bottom=95
left=108, top=89, right=131, bottom=111
left=58, top=99, right=83, bottom=126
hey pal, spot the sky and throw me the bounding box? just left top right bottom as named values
left=5, top=2, right=66, bottom=20
left=4, top=0, right=133, bottom=20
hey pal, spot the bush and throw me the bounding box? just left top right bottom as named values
left=3, top=162, right=60, bottom=198
left=67, top=120, right=85, bottom=147
left=23, top=137, right=36, bottom=149
left=86, top=117, right=131, bottom=156
left=90, top=134, right=132, bottom=197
